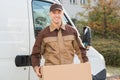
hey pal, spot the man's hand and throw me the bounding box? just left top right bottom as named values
left=34, top=66, right=42, bottom=78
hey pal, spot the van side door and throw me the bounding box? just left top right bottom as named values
left=0, top=0, right=30, bottom=80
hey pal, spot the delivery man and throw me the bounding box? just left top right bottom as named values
left=31, top=3, right=88, bottom=78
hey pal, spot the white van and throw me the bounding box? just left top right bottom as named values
left=0, top=0, right=106, bottom=80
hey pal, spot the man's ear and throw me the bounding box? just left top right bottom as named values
left=61, top=11, right=64, bottom=15
left=49, top=11, right=53, bottom=17
left=49, top=12, right=51, bottom=17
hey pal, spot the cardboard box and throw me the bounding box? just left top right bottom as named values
left=41, top=62, right=92, bottom=80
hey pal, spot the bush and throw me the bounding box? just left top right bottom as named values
left=92, top=37, right=120, bottom=67
left=103, top=48, right=120, bottom=66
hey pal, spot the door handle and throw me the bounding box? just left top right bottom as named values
left=15, top=55, right=31, bottom=67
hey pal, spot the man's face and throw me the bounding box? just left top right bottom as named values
left=50, top=9, right=63, bottom=24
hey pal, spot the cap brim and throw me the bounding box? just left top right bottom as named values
left=51, top=8, right=62, bottom=12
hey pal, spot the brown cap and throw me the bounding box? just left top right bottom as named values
left=50, top=3, right=63, bottom=12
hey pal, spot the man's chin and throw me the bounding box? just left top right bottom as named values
left=54, top=22, right=60, bottom=24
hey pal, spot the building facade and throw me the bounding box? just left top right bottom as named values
left=58, top=0, right=98, bottom=19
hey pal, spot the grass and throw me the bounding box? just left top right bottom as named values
left=106, top=66, right=120, bottom=77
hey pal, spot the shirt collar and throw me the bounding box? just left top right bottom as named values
left=49, top=23, right=66, bottom=32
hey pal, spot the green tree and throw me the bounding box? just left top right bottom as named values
left=75, top=0, right=120, bottom=38
left=88, top=0, right=120, bottom=38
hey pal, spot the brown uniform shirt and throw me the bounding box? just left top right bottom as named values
left=31, top=24, right=88, bottom=67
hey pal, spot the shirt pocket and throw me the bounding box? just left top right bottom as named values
left=43, top=37, right=58, bottom=51
left=43, top=37, right=57, bottom=43
left=63, top=35, right=75, bottom=48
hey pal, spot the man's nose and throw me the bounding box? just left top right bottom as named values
left=55, top=14, right=60, bottom=17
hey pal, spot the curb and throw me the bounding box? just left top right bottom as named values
left=107, top=75, right=120, bottom=80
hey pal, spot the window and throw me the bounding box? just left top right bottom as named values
left=32, top=0, right=69, bottom=37
left=58, top=0, right=63, bottom=3
left=70, top=0, right=77, bottom=4
left=32, top=1, right=51, bottom=37
left=80, top=0, right=86, bottom=4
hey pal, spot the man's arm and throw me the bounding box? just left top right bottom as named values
left=73, top=31, right=88, bottom=63
left=31, top=31, right=44, bottom=78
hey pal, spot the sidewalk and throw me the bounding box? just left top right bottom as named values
left=107, top=75, right=120, bottom=80
left=106, top=66, right=120, bottom=80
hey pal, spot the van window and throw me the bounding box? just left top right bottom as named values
left=32, top=0, right=70, bottom=37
